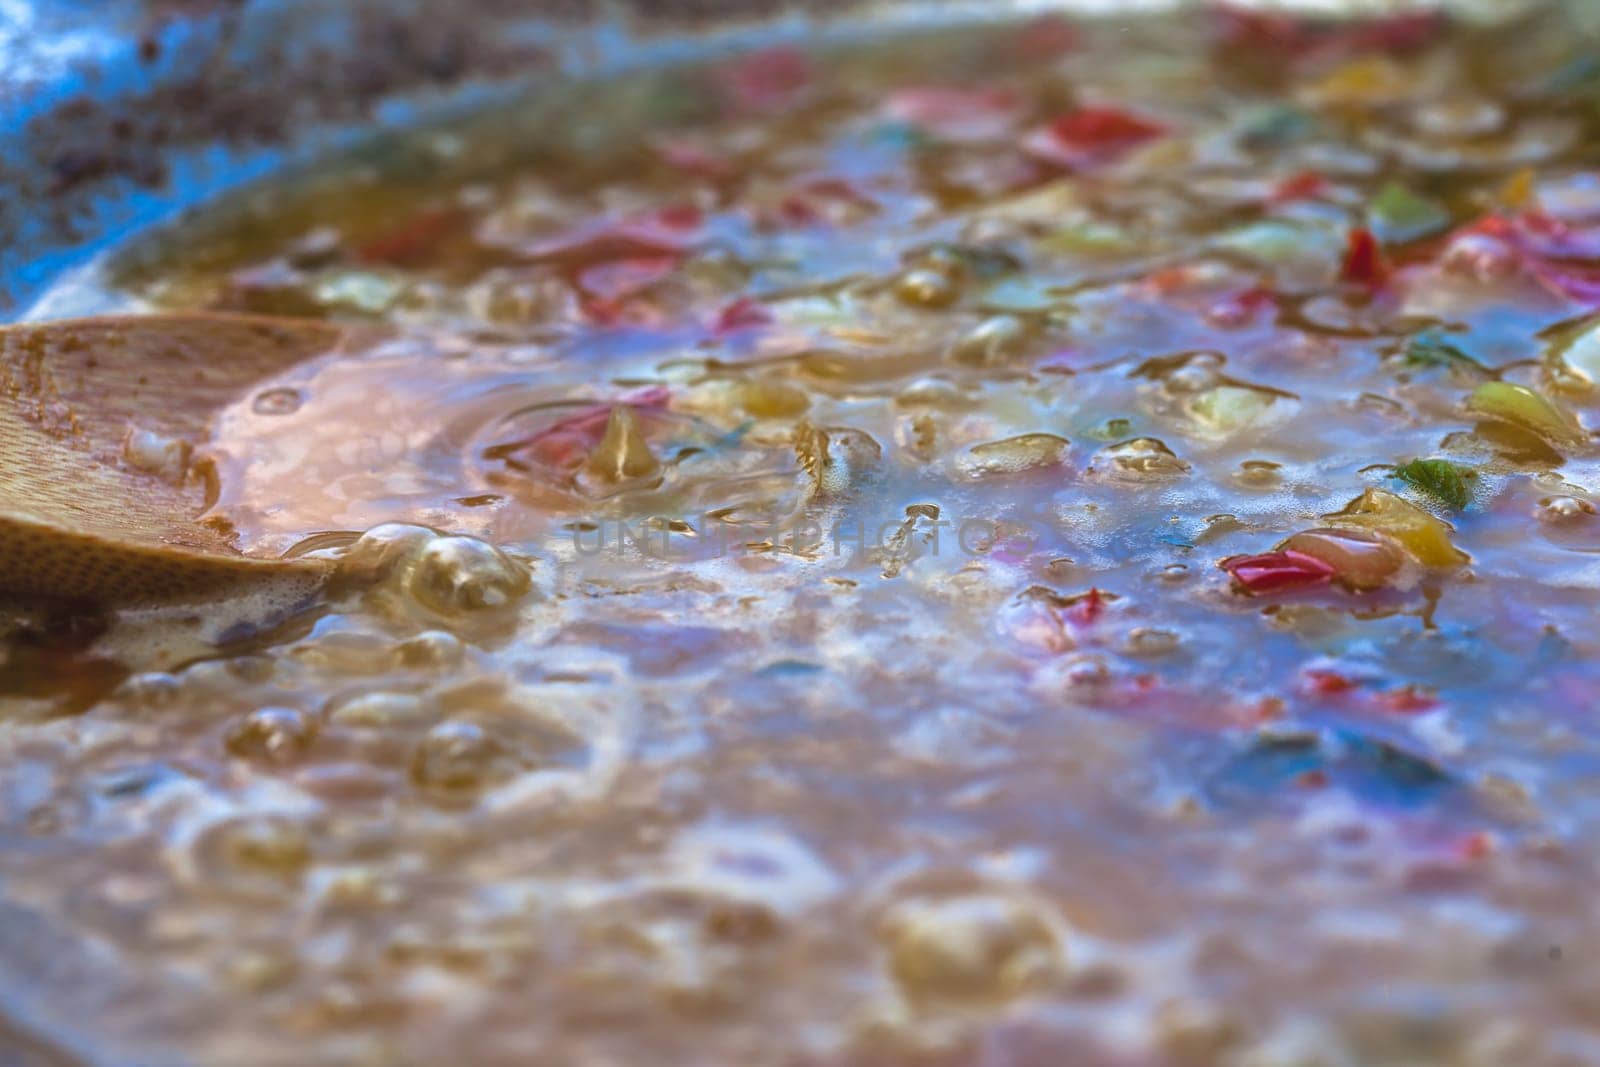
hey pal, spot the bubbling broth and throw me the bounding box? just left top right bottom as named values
left=9, top=6, right=1600, bottom=1063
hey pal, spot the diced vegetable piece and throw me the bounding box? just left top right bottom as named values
left=1279, top=528, right=1406, bottom=590
left=1268, top=170, right=1329, bottom=203
left=974, top=180, right=1082, bottom=223
left=924, top=243, right=1022, bottom=281
left=1024, top=107, right=1168, bottom=169
left=1466, top=381, right=1585, bottom=447
left=1339, top=731, right=1455, bottom=804
left=1530, top=259, right=1600, bottom=306
left=1339, top=226, right=1391, bottom=288
left=1011, top=13, right=1080, bottom=60
left=1547, top=316, right=1600, bottom=386
left=503, top=387, right=670, bottom=472
left=1222, top=550, right=1336, bottom=594
left=1066, top=587, right=1110, bottom=626
left=1213, top=7, right=1441, bottom=59
left=949, top=315, right=1032, bottom=366
left=1205, top=287, right=1276, bottom=328
left=312, top=271, right=407, bottom=314
left=738, top=380, right=809, bottom=418
left=958, top=434, right=1071, bottom=477
left=584, top=406, right=661, bottom=484
left=800, top=346, right=928, bottom=383
left=1037, top=222, right=1138, bottom=258
left=1369, top=182, right=1451, bottom=244
left=1188, top=385, right=1280, bottom=433
left=1095, top=436, right=1189, bottom=478
left=1391, top=458, right=1474, bottom=510
left=896, top=268, right=962, bottom=309
left=1215, top=220, right=1340, bottom=272
left=883, top=86, right=1025, bottom=141
left=1210, top=726, right=1454, bottom=811
left=1326, top=488, right=1468, bottom=566
left=1512, top=210, right=1600, bottom=260
left=1239, top=106, right=1313, bottom=149
left=1403, top=331, right=1483, bottom=373
left=527, top=212, right=700, bottom=268
left=716, top=47, right=813, bottom=113
left=1371, top=686, right=1438, bottom=715
left=1499, top=168, right=1536, bottom=210
left=978, top=276, right=1060, bottom=313
left=1344, top=12, right=1445, bottom=53
left=712, top=297, right=774, bottom=335
left=1051, top=107, right=1167, bottom=148
left=1302, top=667, right=1360, bottom=696
left=1444, top=212, right=1600, bottom=306
left=357, top=208, right=466, bottom=266
left=1306, top=56, right=1412, bottom=105
left=577, top=255, right=678, bottom=301
left=654, top=136, right=735, bottom=181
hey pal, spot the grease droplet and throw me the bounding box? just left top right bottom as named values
left=225, top=707, right=317, bottom=764
left=252, top=387, right=304, bottom=416
left=411, top=721, right=504, bottom=791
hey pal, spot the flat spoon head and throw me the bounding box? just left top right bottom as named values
left=0, top=313, right=355, bottom=603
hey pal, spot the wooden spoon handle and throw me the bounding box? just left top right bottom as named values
left=0, top=313, right=351, bottom=603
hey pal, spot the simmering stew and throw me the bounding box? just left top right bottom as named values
left=6, top=5, right=1600, bottom=1063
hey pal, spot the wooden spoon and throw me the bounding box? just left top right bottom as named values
left=0, top=313, right=355, bottom=603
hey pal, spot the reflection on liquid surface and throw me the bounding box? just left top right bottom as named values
left=8, top=6, right=1600, bottom=1063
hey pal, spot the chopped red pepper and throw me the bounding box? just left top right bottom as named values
left=499, top=387, right=671, bottom=472
left=1052, top=672, right=1279, bottom=732
left=1459, top=214, right=1518, bottom=242
left=800, top=177, right=876, bottom=209
left=1245, top=696, right=1286, bottom=724
left=1302, top=667, right=1359, bottom=697
left=357, top=208, right=466, bottom=266
left=1345, top=11, right=1446, bottom=54
left=1371, top=685, right=1439, bottom=715
left=528, top=221, right=696, bottom=269
left=775, top=195, right=824, bottom=228
left=1449, top=212, right=1600, bottom=260
left=1204, top=287, right=1276, bottom=328
left=1070, top=587, right=1107, bottom=626
left=652, top=204, right=704, bottom=232
left=1455, top=831, right=1495, bottom=861
left=715, top=46, right=813, bottom=113
left=1139, top=263, right=1211, bottom=298
left=1268, top=171, right=1330, bottom=204
left=1052, top=107, right=1167, bottom=150
left=1524, top=211, right=1592, bottom=248
left=764, top=177, right=876, bottom=229
left=654, top=137, right=736, bottom=182
left=1024, top=107, right=1169, bottom=170
left=1011, top=14, right=1081, bottom=61
left=1441, top=211, right=1600, bottom=306
left=711, top=297, right=773, bottom=335
left=1222, top=550, right=1337, bottom=594
left=1211, top=5, right=1317, bottom=55
left=1515, top=215, right=1600, bottom=303
left=576, top=255, right=679, bottom=301
left=1339, top=226, right=1391, bottom=289
left=531, top=208, right=702, bottom=322
left=1212, top=5, right=1443, bottom=59
left=884, top=85, right=1025, bottom=141
left=1532, top=261, right=1600, bottom=306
